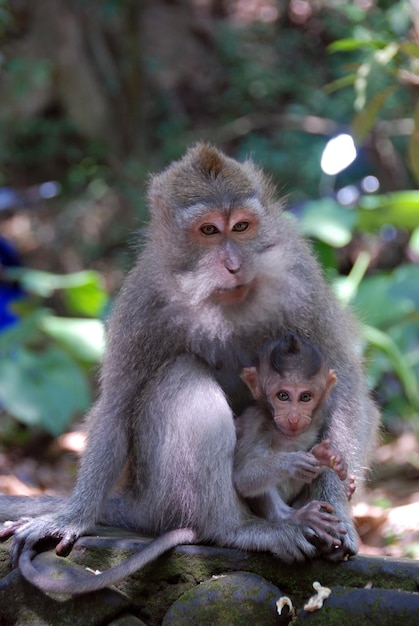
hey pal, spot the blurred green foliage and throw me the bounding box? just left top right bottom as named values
left=0, top=0, right=418, bottom=435
left=298, top=191, right=419, bottom=424
left=0, top=269, right=107, bottom=435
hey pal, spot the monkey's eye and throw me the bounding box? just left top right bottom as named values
left=200, top=224, right=219, bottom=236
left=299, top=392, right=312, bottom=402
left=232, top=221, right=249, bottom=232
left=277, top=391, right=289, bottom=401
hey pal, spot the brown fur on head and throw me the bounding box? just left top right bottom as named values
left=147, top=143, right=279, bottom=223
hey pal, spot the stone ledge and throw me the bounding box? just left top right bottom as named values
left=1, top=526, right=418, bottom=625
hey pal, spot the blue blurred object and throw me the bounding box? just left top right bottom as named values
left=0, top=181, right=61, bottom=330
left=0, top=235, right=24, bottom=329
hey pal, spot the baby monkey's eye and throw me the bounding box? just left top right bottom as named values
left=277, top=391, right=289, bottom=401
left=200, top=224, right=219, bottom=236
left=299, top=392, right=312, bottom=402
left=232, top=221, right=249, bottom=232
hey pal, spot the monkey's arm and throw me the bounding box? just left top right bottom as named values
left=234, top=411, right=321, bottom=498
left=234, top=449, right=321, bottom=498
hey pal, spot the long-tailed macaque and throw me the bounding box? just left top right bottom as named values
left=234, top=334, right=355, bottom=539
left=0, top=143, right=379, bottom=593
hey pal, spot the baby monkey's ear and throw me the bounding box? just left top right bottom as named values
left=240, top=367, right=260, bottom=399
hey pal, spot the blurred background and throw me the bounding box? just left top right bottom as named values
left=0, top=0, right=418, bottom=558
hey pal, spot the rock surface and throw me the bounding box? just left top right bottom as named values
left=0, top=526, right=418, bottom=625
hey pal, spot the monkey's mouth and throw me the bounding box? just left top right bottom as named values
left=215, top=283, right=252, bottom=304
left=275, top=422, right=309, bottom=438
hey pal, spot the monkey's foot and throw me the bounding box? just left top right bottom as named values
left=347, top=475, right=356, bottom=501
left=0, top=514, right=83, bottom=567
left=1, top=517, right=32, bottom=539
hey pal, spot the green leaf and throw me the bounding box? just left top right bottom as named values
left=312, top=240, right=339, bottom=271
left=399, top=41, right=419, bottom=59
left=323, top=74, right=357, bottom=95
left=388, top=264, right=419, bottom=308
left=40, top=316, right=105, bottom=363
left=408, top=102, right=419, bottom=187
left=409, top=227, right=419, bottom=256
left=357, top=191, right=419, bottom=231
left=328, top=39, right=388, bottom=53
left=0, top=309, right=47, bottom=349
left=333, top=251, right=371, bottom=304
left=363, top=325, right=419, bottom=410
left=299, top=198, right=357, bottom=247
left=373, top=42, right=399, bottom=66
left=352, top=86, right=396, bottom=142
left=351, top=273, right=415, bottom=328
left=63, top=276, right=108, bottom=318
left=0, top=346, right=90, bottom=435
left=5, top=268, right=108, bottom=317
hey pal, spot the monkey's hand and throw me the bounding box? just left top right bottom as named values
left=278, top=451, right=322, bottom=483
left=292, top=501, right=347, bottom=551
left=310, top=439, right=348, bottom=481
left=0, top=515, right=81, bottom=568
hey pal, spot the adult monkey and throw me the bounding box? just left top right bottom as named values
left=0, top=144, right=379, bottom=591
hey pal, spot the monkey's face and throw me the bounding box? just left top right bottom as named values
left=269, top=381, right=322, bottom=438
left=175, top=204, right=264, bottom=307
left=147, top=143, right=283, bottom=311
left=267, top=368, right=337, bottom=438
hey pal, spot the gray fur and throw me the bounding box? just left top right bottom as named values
left=0, top=143, right=380, bottom=592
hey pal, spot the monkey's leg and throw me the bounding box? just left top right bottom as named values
left=132, top=355, right=338, bottom=563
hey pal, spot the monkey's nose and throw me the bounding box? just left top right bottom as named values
left=225, top=260, right=241, bottom=274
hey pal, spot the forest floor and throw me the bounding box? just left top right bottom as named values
left=0, top=424, right=418, bottom=560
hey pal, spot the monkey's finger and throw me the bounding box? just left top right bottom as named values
left=0, top=518, right=31, bottom=542
left=313, top=509, right=346, bottom=531
left=0, top=525, right=16, bottom=542
left=317, top=510, right=342, bottom=523
left=56, top=533, right=78, bottom=556
left=334, top=461, right=349, bottom=481
left=317, top=502, right=334, bottom=514
left=310, top=439, right=331, bottom=456
left=318, top=515, right=348, bottom=536
left=305, top=527, right=342, bottom=550
left=11, top=535, right=30, bottom=568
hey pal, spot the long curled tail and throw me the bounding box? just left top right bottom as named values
left=18, top=528, right=197, bottom=594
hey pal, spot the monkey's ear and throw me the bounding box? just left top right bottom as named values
left=328, top=369, right=337, bottom=389
left=321, top=369, right=337, bottom=403
left=241, top=367, right=260, bottom=399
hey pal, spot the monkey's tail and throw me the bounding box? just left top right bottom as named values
left=0, top=496, right=63, bottom=522
left=18, top=528, right=197, bottom=595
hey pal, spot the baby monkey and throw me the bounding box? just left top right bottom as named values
left=234, top=333, right=355, bottom=547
